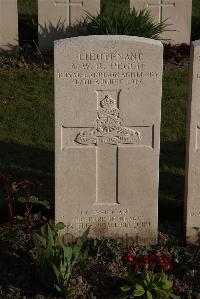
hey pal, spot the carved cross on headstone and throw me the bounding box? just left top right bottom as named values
left=54, top=0, right=83, bottom=26
left=64, top=89, right=143, bottom=205
left=147, top=0, right=175, bottom=23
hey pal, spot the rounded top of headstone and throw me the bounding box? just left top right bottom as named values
left=54, top=35, right=163, bottom=48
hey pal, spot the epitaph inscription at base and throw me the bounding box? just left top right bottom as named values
left=55, top=36, right=163, bottom=245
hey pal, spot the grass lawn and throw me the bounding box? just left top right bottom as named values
left=192, top=0, right=200, bottom=40
left=0, top=68, right=54, bottom=209
left=160, top=69, right=188, bottom=219
left=0, top=68, right=188, bottom=220
left=0, top=0, right=199, bottom=220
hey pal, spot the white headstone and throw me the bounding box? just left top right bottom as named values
left=55, top=35, right=163, bottom=245
left=38, top=0, right=100, bottom=51
left=0, top=0, right=18, bottom=50
left=130, top=0, right=192, bottom=45
left=185, top=40, right=200, bottom=245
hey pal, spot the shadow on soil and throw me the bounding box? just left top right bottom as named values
left=38, top=20, right=89, bottom=52
left=0, top=141, right=54, bottom=219
left=159, top=140, right=186, bottom=222
left=18, top=14, right=38, bottom=50
left=0, top=140, right=185, bottom=221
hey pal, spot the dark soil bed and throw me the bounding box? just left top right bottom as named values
left=0, top=221, right=200, bottom=299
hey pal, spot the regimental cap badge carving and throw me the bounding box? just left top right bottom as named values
left=100, top=95, right=115, bottom=108
left=75, top=90, right=142, bottom=146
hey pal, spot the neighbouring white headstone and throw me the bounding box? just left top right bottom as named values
left=130, top=0, right=192, bottom=45
left=0, top=0, right=18, bottom=50
left=55, top=35, right=163, bottom=245
left=38, top=0, right=100, bottom=51
left=185, top=40, right=200, bottom=245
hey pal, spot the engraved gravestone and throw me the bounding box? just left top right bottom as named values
left=55, top=35, right=163, bottom=245
left=38, top=0, right=100, bottom=51
left=185, top=40, right=200, bottom=245
left=0, top=0, right=18, bottom=50
left=130, top=0, right=192, bottom=45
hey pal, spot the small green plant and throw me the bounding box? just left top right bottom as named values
left=33, top=222, right=90, bottom=297
left=120, top=252, right=180, bottom=299
left=173, top=246, right=200, bottom=271
left=0, top=173, right=49, bottom=227
left=14, top=179, right=50, bottom=227
left=88, top=238, right=122, bottom=261
left=85, top=7, right=167, bottom=39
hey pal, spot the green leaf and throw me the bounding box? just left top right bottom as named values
left=39, top=200, right=51, bottom=209
left=146, top=290, right=153, bottom=299
left=34, top=233, right=47, bottom=248
left=120, top=285, right=131, bottom=292
left=62, top=242, right=73, bottom=263
left=85, top=7, right=167, bottom=39
left=76, top=226, right=90, bottom=246
left=47, top=224, right=55, bottom=246
left=163, top=280, right=173, bottom=290
left=54, top=284, right=62, bottom=294
left=133, top=284, right=145, bottom=296
left=33, top=222, right=89, bottom=298
left=12, top=182, right=18, bottom=192
left=52, top=263, right=60, bottom=281
left=55, top=222, right=66, bottom=231
left=16, top=215, right=24, bottom=220
left=127, top=269, right=138, bottom=285
left=156, top=273, right=172, bottom=290
left=170, top=295, right=181, bottom=299
left=156, top=289, right=170, bottom=298
left=73, top=243, right=82, bottom=260
left=28, top=195, right=39, bottom=203
left=17, top=197, right=26, bottom=203
left=118, top=290, right=134, bottom=299
left=41, top=224, right=47, bottom=237
left=146, top=272, right=153, bottom=284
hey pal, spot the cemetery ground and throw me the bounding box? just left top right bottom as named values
left=0, top=1, right=200, bottom=299
left=0, top=56, right=190, bottom=298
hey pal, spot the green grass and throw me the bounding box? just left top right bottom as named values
left=101, top=0, right=129, bottom=12
left=18, top=0, right=37, bottom=17
left=17, top=0, right=38, bottom=48
left=193, top=0, right=200, bottom=17
left=159, top=69, right=188, bottom=219
left=0, top=66, right=189, bottom=218
left=0, top=69, right=53, bottom=149
left=161, top=69, right=188, bottom=142
left=0, top=69, right=54, bottom=202
left=192, top=0, right=200, bottom=40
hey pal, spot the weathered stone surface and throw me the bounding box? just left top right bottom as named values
left=38, top=0, right=100, bottom=51
left=130, top=0, right=192, bottom=45
left=0, top=0, right=18, bottom=50
left=55, top=35, right=163, bottom=245
left=185, top=40, right=200, bottom=245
